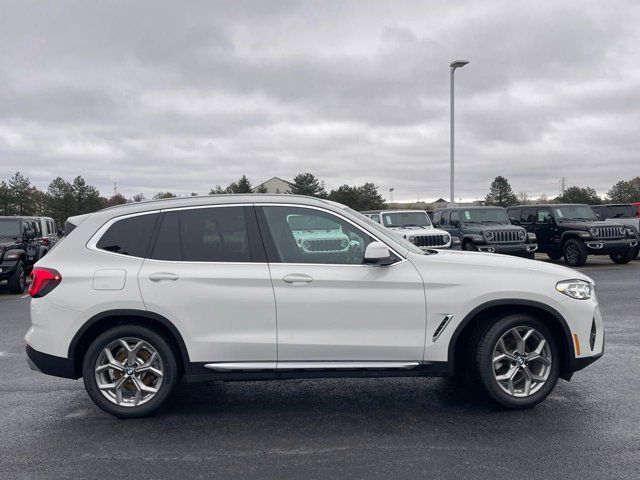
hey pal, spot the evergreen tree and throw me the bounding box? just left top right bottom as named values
left=290, top=173, right=327, bottom=197
left=557, top=186, right=601, bottom=204
left=485, top=176, right=518, bottom=207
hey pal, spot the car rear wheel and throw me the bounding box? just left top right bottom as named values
left=82, top=325, right=178, bottom=418
left=610, top=248, right=635, bottom=264
left=563, top=239, right=588, bottom=267
left=472, top=314, right=559, bottom=409
left=7, top=260, right=26, bottom=294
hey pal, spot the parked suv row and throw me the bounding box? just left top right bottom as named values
left=361, top=210, right=456, bottom=249
left=507, top=204, right=638, bottom=267
left=26, top=195, right=603, bottom=418
left=0, top=216, right=58, bottom=293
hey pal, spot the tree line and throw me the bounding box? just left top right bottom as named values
left=484, top=175, right=640, bottom=207
left=0, top=171, right=387, bottom=226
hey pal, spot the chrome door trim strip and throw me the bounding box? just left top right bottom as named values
left=204, top=361, right=420, bottom=371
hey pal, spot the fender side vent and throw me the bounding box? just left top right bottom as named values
left=589, top=317, right=597, bottom=351
left=433, top=315, right=453, bottom=341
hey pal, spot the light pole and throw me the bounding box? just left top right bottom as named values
left=389, top=187, right=394, bottom=203
left=450, top=60, right=469, bottom=206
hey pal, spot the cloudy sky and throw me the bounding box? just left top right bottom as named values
left=1, top=0, right=639, bottom=202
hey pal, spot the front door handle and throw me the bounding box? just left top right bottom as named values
left=282, top=273, right=313, bottom=284
left=149, top=272, right=179, bottom=282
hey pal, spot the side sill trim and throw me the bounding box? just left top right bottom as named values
left=204, top=361, right=420, bottom=372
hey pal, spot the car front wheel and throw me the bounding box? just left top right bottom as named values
left=82, top=325, right=179, bottom=418
left=563, top=239, right=588, bottom=267
left=7, top=260, right=26, bottom=294
left=473, top=314, right=560, bottom=409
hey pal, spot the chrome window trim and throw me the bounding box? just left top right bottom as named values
left=86, top=201, right=406, bottom=264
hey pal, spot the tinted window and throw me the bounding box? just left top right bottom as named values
left=97, top=214, right=158, bottom=257
left=521, top=209, right=535, bottom=223
left=259, top=206, right=375, bottom=265
left=507, top=208, right=520, bottom=223
left=536, top=209, right=552, bottom=223
left=450, top=212, right=460, bottom=226
left=433, top=211, right=442, bottom=226
left=151, top=207, right=251, bottom=262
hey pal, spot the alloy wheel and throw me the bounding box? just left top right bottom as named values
left=492, top=327, right=552, bottom=397
left=565, top=244, right=578, bottom=264
left=94, top=337, right=164, bottom=407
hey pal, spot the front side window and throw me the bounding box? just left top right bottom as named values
left=536, top=209, right=552, bottom=223
left=151, top=206, right=251, bottom=262
left=381, top=211, right=431, bottom=228
left=259, top=206, right=375, bottom=264
left=96, top=214, right=158, bottom=257
left=521, top=209, right=535, bottom=224
left=450, top=212, right=460, bottom=226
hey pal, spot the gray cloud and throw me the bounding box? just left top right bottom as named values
left=1, top=0, right=639, bottom=201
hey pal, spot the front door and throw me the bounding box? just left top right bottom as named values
left=534, top=208, right=555, bottom=248
left=138, top=205, right=276, bottom=364
left=256, top=205, right=427, bottom=364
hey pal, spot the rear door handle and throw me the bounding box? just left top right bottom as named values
left=282, top=273, right=313, bottom=284
left=149, top=272, right=179, bottom=282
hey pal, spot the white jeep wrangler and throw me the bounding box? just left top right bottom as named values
left=363, top=210, right=457, bottom=250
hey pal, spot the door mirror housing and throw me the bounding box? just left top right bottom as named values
left=364, top=241, right=395, bottom=266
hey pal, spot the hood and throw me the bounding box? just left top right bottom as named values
left=414, top=249, right=593, bottom=283
left=389, top=225, right=434, bottom=232
left=465, top=223, right=524, bottom=232
left=557, top=220, right=622, bottom=230
left=0, top=239, right=19, bottom=248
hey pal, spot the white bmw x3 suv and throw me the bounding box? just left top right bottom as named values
left=25, top=195, right=604, bottom=418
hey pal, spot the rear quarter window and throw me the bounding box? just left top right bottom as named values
left=96, top=214, right=158, bottom=257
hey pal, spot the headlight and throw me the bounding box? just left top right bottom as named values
left=408, top=236, right=416, bottom=244
left=619, top=226, right=626, bottom=235
left=589, top=227, right=598, bottom=237
left=518, top=230, right=526, bottom=240
left=484, top=231, right=494, bottom=241
left=339, top=239, right=349, bottom=248
left=556, top=279, right=593, bottom=300
left=302, top=240, right=311, bottom=249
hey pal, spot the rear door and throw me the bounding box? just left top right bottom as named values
left=138, top=205, right=276, bottom=365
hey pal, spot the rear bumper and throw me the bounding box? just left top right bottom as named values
left=26, top=344, right=77, bottom=379
left=477, top=243, right=538, bottom=255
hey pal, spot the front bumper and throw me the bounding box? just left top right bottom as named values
left=26, top=345, right=78, bottom=379
left=584, top=238, right=637, bottom=254
left=477, top=243, right=538, bottom=255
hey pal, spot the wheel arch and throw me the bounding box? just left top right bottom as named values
left=68, top=309, right=191, bottom=379
left=449, top=299, right=575, bottom=380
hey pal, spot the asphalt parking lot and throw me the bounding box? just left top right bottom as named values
left=1, top=257, right=639, bottom=479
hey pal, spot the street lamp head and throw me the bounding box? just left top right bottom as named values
left=450, top=60, right=469, bottom=69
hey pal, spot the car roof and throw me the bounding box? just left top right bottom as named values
left=507, top=204, right=589, bottom=209
left=434, top=206, right=504, bottom=211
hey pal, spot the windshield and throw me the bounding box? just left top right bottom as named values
left=607, top=205, right=635, bottom=219
left=381, top=211, right=432, bottom=228
left=554, top=206, right=597, bottom=221
left=343, top=207, right=426, bottom=255
left=0, top=219, right=22, bottom=237
left=461, top=209, right=509, bottom=224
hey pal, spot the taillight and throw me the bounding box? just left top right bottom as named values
left=29, top=268, right=62, bottom=298
left=40, top=237, right=50, bottom=247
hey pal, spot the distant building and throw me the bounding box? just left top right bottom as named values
left=252, top=177, right=294, bottom=194
left=433, top=198, right=448, bottom=207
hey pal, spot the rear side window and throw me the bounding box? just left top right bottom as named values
left=96, top=214, right=158, bottom=257
left=521, top=209, right=535, bottom=223
left=151, top=206, right=252, bottom=262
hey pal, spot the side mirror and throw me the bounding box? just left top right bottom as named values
left=57, top=229, right=64, bottom=237
left=510, top=218, right=520, bottom=225
left=24, top=229, right=36, bottom=240
left=364, top=241, right=394, bottom=266
left=451, top=220, right=460, bottom=228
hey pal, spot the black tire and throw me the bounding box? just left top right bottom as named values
left=609, top=248, right=635, bottom=264
left=472, top=313, right=560, bottom=409
left=7, top=260, right=26, bottom=294
left=523, top=251, right=536, bottom=260
left=563, top=239, right=588, bottom=267
left=82, top=325, right=179, bottom=418
left=634, top=246, right=640, bottom=260
left=464, top=242, right=478, bottom=252
left=546, top=250, right=563, bottom=260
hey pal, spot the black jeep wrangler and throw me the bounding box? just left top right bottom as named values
left=0, top=217, right=44, bottom=294
left=433, top=206, right=538, bottom=258
left=506, top=204, right=638, bottom=267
